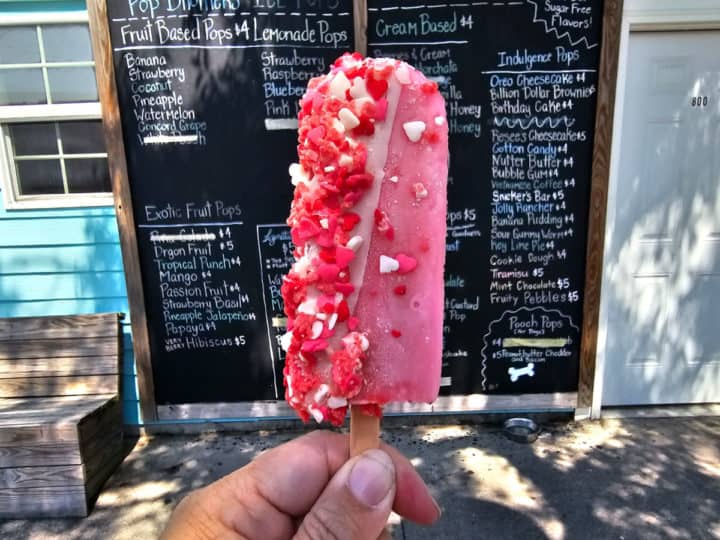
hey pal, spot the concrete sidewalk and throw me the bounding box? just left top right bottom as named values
left=1, top=416, right=718, bottom=539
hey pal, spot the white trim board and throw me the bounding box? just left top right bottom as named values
left=0, top=11, right=89, bottom=25
left=0, top=104, right=101, bottom=123
left=592, top=1, right=720, bottom=419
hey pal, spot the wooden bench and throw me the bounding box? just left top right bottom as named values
left=0, top=313, right=126, bottom=517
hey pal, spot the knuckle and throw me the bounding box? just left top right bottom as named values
left=296, top=506, right=349, bottom=540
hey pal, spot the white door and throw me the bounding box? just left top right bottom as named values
left=602, top=30, right=720, bottom=406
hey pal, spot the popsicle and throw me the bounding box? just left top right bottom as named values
left=280, top=53, right=448, bottom=427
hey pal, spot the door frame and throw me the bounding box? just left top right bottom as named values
left=591, top=0, right=720, bottom=419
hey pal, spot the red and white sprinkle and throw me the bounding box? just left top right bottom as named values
left=281, top=54, right=442, bottom=427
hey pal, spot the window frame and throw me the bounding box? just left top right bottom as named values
left=0, top=10, right=113, bottom=210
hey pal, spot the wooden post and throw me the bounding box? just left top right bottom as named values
left=577, top=0, right=625, bottom=412
left=87, top=0, right=158, bottom=421
left=354, top=0, right=368, bottom=55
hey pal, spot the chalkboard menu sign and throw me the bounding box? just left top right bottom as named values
left=367, top=0, right=603, bottom=395
left=105, top=1, right=353, bottom=404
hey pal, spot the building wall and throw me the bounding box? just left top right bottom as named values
left=0, top=0, right=140, bottom=423
left=0, top=195, right=140, bottom=423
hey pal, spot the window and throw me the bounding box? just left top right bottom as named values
left=0, top=13, right=112, bottom=209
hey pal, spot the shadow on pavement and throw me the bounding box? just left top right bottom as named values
left=1, top=417, right=718, bottom=540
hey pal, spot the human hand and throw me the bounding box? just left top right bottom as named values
left=161, top=430, right=441, bottom=540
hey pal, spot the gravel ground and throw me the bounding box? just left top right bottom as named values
left=1, top=416, right=719, bottom=540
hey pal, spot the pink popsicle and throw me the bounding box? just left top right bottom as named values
left=281, top=54, right=448, bottom=426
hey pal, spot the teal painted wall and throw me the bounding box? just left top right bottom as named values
left=0, top=197, right=141, bottom=423
left=0, top=0, right=141, bottom=424
left=0, top=1, right=86, bottom=14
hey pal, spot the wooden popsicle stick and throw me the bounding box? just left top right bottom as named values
left=350, top=406, right=380, bottom=457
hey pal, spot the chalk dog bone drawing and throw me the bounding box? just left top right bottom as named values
left=508, top=363, right=535, bottom=382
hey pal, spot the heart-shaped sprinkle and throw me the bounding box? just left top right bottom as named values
left=395, top=254, right=417, bottom=274
left=365, top=73, right=388, bottom=100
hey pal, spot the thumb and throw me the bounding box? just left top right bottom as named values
left=294, top=448, right=396, bottom=540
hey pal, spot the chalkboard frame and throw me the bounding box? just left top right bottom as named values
left=577, top=0, right=624, bottom=415
left=88, top=0, right=158, bottom=422
left=85, top=0, right=624, bottom=423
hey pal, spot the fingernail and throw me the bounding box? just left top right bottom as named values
left=431, top=495, right=443, bottom=520
left=348, top=449, right=395, bottom=507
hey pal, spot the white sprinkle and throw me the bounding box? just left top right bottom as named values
left=319, top=218, right=329, bottom=229
left=315, top=312, right=328, bottom=321
left=349, top=77, right=369, bottom=99
left=305, top=243, right=319, bottom=260
left=328, top=396, right=348, bottom=409
left=328, top=313, right=338, bottom=330
left=329, top=71, right=351, bottom=99
left=309, top=407, right=324, bottom=423
left=340, top=56, right=362, bottom=70
left=338, top=107, right=360, bottom=130
left=346, top=235, right=363, bottom=251
left=314, top=384, right=330, bottom=403
left=334, top=293, right=343, bottom=304
left=373, top=58, right=391, bottom=74
left=311, top=321, right=323, bottom=339
left=380, top=255, right=400, bottom=274
left=395, top=63, right=411, bottom=85
left=332, top=118, right=346, bottom=134
left=413, top=182, right=428, bottom=200
left=292, top=255, right=311, bottom=277
left=289, top=163, right=309, bottom=186
left=280, top=331, right=293, bottom=352
left=324, top=165, right=335, bottom=173
left=339, top=153, right=353, bottom=168
left=298, top=299, right=317, bottom=315
left=403, top=121, right=426, bottom=142
left=389, top=175, right=399, bottom=183
left=359, top=334, right=370, bottom=352
left=286, top=375, right=293, bottom=398
left=434, top=116, right=445, bottom=126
